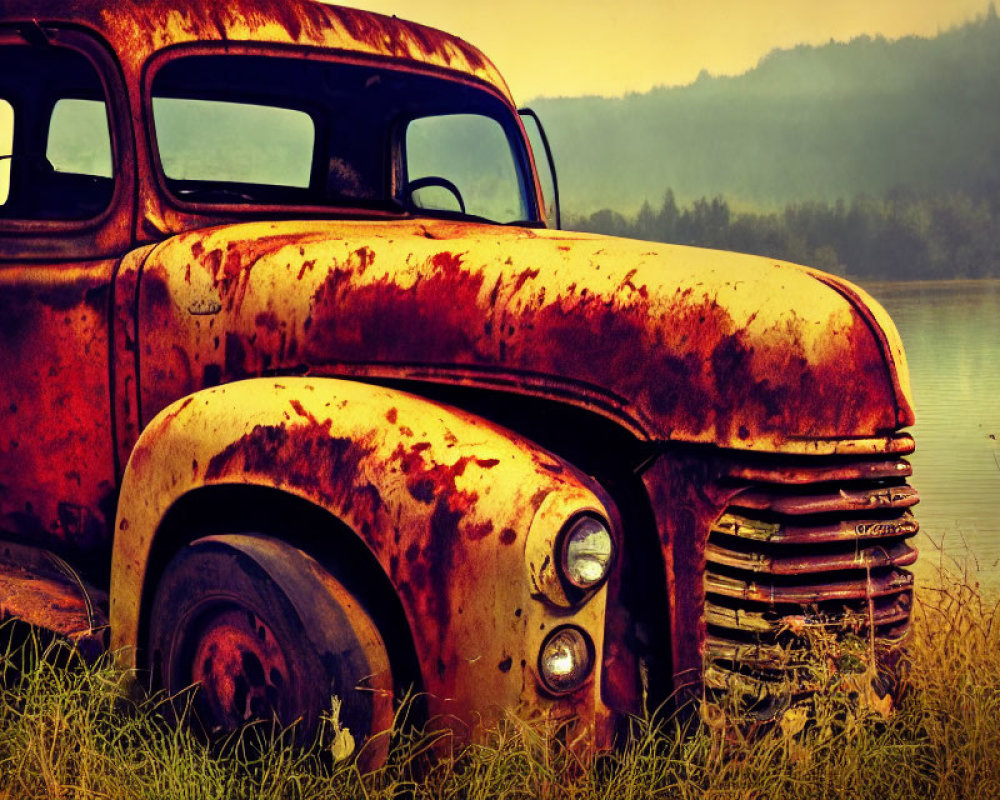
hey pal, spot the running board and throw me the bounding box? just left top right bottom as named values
left=0, top=540, right=109, bottom=658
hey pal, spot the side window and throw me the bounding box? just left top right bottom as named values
left=0, top=99, right=12, bottom=206
left=47, top=99, right=112, bottom=179
left=0, top=42, right=114, bottom=221
left=405, top=114, right=527, bottom=224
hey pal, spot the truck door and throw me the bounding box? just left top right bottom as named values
left=0, top=25, right=135, bottom=566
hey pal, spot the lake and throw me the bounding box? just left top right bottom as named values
left=865, top=280, right=1000, bottom=591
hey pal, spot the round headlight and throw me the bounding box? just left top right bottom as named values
left=538, top=626, right=593, bottom=694
left=560, top=515, right=614, bottom=590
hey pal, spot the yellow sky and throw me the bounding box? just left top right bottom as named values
left=345, top=0, right=993, bottom=102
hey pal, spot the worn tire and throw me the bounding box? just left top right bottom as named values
left=146, top=535, right=393, bottom=756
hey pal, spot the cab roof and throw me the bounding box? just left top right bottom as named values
left=0, top=0, right=512, bottom=100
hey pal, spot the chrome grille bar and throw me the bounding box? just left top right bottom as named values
left=703, top=442, right=918, bottom=705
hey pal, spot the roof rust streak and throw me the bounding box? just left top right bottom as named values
left=1, top=0, right=511, bottom=99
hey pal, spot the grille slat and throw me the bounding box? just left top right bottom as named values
left=715, top=510, right=919, bottom=544
left=705, top=592, right=912, bottom=635
left=703, top=441, right=918, bottom=704
left=706, top=538, right=918, bottom=575
left=705, top=566, right=914, bottom=603
left=734, top=485, right=919, bottom=516
left=728, top=458, right=912, bottom=485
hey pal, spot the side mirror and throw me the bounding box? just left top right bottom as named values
left=519, top=108, right=561, bottom=230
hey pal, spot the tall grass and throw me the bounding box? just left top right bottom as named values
left=1, top=570, right=998, bottom=800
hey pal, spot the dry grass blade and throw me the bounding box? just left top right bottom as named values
left=0, top=568, right=997, bottom=799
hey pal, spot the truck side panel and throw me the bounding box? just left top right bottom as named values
left=0, top=261, right=117, bottom=559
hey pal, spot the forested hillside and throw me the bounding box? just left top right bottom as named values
left=570, top=188, right=1000, bottom=280
left=531, top=9, right=1000, bottom=216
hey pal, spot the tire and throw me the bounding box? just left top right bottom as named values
left=146, top=535, right=394, bottom=755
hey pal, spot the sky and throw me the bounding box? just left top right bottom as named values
left=344, top=0, right=993, bottom=103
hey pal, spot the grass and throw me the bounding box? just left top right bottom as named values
left=1, top=568, right=998, bottom=800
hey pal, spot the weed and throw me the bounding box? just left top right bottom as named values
left=0, top=569, right=997, bottom=799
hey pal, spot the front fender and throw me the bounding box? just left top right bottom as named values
left=111, top=377, right=616, bottom=735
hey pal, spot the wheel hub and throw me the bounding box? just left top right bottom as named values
left=189, top=606, right=292, bottom=729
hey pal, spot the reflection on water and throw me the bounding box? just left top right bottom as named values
left=866, top=280, right=1000, bottom=588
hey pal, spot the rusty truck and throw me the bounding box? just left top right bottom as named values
left=0, top=0, right=918, bottom=753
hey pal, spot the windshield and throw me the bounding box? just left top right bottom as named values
left=150, top=53, right=535, bottom=224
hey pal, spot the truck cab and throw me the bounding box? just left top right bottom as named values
left=0, top=0, right=918, bottom=752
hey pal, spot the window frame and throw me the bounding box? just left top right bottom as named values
left=0, top=25, right=134, bottom=260
left=140, top=42, right=542, bottom=226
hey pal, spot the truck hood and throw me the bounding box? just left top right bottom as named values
left=133, top=218, right=914, bottom=452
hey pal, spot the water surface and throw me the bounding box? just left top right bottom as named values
left=866, top=280, right=1000, bottom=590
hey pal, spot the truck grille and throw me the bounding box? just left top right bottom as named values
left=703, top=445, right=918, bottom=710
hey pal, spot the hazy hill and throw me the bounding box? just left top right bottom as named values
left=528, top=9, right=1000, bottom=216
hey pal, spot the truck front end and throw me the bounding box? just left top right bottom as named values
left=116, top=6, right=917, bottom=741
left=3, top=0, right=917, bottom=749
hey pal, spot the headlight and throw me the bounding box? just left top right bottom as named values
left=538, top=626, right=593, bottom=694
left=560, top=515, right=614, bottom=590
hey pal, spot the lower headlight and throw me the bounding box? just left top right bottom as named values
left=560, top=515, right=614, bottom=590
left=538, top=626, right=593, bottom=694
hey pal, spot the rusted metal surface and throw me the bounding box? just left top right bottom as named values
left=733, top=484, right=919, bottom=516
left=705, top=568, right=914, bottom=604
left=702, top=447, right=917, bottom=709
left=189, top=605, right=292, bottom=725
left=704, top=538, right=917, bottom=575
left=0, top=262, right=118, bottom=555
left=639, top=443, right=917, bottom=708
left=0, top=541, right=108, bottom=649
left=0, top=0, right=509, bottom=98
left=704, top=592, right=912, bottom=635
left=714, top=510, right=920, bottom=545
left=726, top=456, right=913, bottom=485
left=131, top=219, right=913, bottom=458
left=112, top=377, right=617, bottom=743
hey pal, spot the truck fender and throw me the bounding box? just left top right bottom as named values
left=111, top=377, right=617, bottom=734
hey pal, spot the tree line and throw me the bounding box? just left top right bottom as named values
left=534, top=10, right=1000, bottom=219
left=568, top=186, right=1000, bottom=281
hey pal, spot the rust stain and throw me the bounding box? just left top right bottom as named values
left=392, top=443, right=479, bottom=514
left=135, top=221, right=909, bottom=452
left=204, top=421, right=379, bottom=530
left=255, top=311, right=281, bottom=332
left=466, top=520, right=494, bottom=541
left=0, top=265, right=118, bottom=556
left=1, top=0, right=513, bottom=104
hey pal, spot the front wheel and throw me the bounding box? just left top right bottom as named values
left=146, top=535, right=394, bottom=758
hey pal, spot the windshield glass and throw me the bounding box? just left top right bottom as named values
left=150, top=53, right=534, bottom=224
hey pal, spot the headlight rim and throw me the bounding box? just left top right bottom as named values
left=557, top=512, right=615, bottom=594
left=537, top=624, right=595, bottom=696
